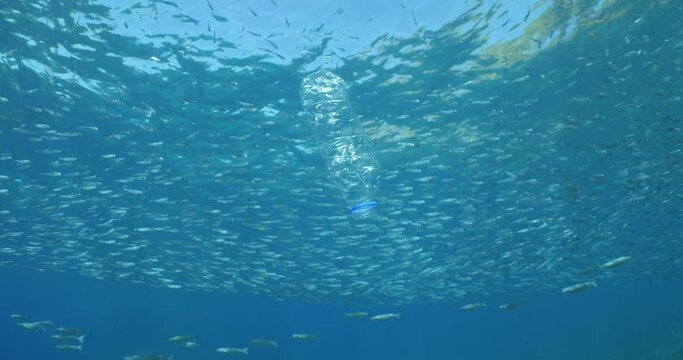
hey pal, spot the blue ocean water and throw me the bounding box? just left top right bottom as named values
left=1, top=0, right=683, bottom=359
left=2, top=269, right=683, bottom=359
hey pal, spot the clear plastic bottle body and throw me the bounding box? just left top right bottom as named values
left=300, top=70, right=379, bottom=217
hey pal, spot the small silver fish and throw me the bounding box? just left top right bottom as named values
left=344, top=311, right=368, bottom=318
left=460, top=303, right=486, bottom=312
left=51, top=334, right=85, bottom=343
left=562, top=281, right=598, bottom=294
left=217, top=347, right=248, bottom=355
left=17, top=321, right=53, bottom=331
left=9, top=314, right=25, bottom=323
left=249, top=339, right=277, bottom=347
left=370, top=313, right=400, bottom=321
left=56, top=327, right=88, bottom=336
left=498, top=302, right=521, bottom=311
left=169, top=335, right=195, bottom=344
left=601, top=256, right=631, bottom=269
left=56, top=344, right=82, bottom=351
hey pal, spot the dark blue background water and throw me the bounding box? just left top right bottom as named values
left=2, top=266, right=683, bottom=359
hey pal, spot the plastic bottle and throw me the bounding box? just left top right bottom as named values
left=300, top=70, right=379, bottom=217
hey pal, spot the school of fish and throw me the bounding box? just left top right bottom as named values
left=0, top=0, right=681, bottom=311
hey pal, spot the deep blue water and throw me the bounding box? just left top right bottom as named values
left=2, top=267, right=683, bottom=359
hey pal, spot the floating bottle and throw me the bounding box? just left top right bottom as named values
left=300, top=70, right=379, bottom=217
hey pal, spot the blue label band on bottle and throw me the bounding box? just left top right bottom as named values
left=349, top=201, right=378, bottom=215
